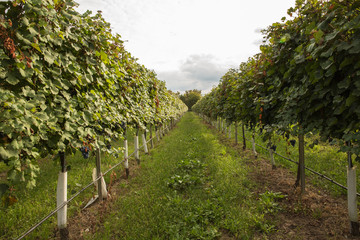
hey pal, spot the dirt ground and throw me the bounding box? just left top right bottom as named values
left=223, top=135, right=359, bottom=240
left=249, top=153, right=358, bottom=240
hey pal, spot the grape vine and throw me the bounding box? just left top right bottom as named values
left=0, top=0, right=187, bottom=187
left=193, top=0, right=360, bottom=157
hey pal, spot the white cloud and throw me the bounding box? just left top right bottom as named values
left=157, top=54, right=226, bottom=92
left=75, top=0, right=295, bottom=92
left=180, top=54, right=226, bottom=82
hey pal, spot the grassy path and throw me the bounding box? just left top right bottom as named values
left=86, top=112, right=277, bottom=239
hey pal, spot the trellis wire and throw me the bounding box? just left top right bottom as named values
left=16, top=134, right=155, bottom=240
left=242, top=135, right=360, bottom=197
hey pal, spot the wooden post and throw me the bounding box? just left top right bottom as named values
left=155, top=125, right=159, bottom=142
left=251, top=131, right=257, bottom=158
left=142, top=129, right=149, bottom=154
left=149, top=124, right=154, bottom=149
left=159, top=124, right=163, bottom=139
left=124, top=127, right=129, bottom=178
left=135, top=127, right=140, bottom=164
left=347, top=142, right=359, bottom=235
left=57, top=152, right=69, bottom=240
left=234, top=121, right=238, bottom=144
left=269, top=140, right=276, bottom=169
left=96, top=147, right=104, bottom=200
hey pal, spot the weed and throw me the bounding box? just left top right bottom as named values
left=258, top=191, right=286, bottom=214
left=166, top=174, right=203, bottom=191
left=312, top=207, right=323, bottom=219
left=85, top=113, right=278, bottom=239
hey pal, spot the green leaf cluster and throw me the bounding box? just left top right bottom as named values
left=0, top=0, right=187, bottom=187
left=193, top=0, right=360, bottom=156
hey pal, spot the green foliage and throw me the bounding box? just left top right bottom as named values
left=0, top=0, right=187, bottom=187
left=258, top=191, right=285, bottom=215
left=194, top=0, right=360, bottom=157
left=179, top=89, right=202, bottom=111
left=166, top=158, right=205, bottom=191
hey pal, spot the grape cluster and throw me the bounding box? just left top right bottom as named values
left=270, top=145, right=277, bottom=152
left=80, top=146, right=90, bottom=159
left=290, top=140, right=296, bottom=147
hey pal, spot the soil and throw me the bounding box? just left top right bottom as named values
left=218, top=131, right=359, bottom=240
left=247, top=152, right=356, bottom=240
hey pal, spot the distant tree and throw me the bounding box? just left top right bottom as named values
left=180, top=89, right=202, bottom=111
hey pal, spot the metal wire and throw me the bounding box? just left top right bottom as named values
left=16, top=135, right=162, bottom=239
left=15, top=119, right=178, bottom=240
left=15, top=120, right=179, bottom=240
left=242, top=130, right=359, bottom=196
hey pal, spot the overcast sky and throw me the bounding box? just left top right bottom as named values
left=75, top=0, right=295, bottom=93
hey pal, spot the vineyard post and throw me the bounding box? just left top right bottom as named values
left=218, top=117, right=220, bottom=130
left=149, top=124, right=154, bottom=149
left=142, top=129, right=149, bottom=154
left=159, top=124, right=163, bottom=139
left=296, top=132, right=305, bottom=194
left=96, top=147, right=106, bottom=200
left=57, top=152, right=69, bottom=240
left=242, top=124, right=246, bottom=150
left=144, top=125, right=147, bottom=139
left=234, top=121, right=238, bottom=144
left=135, top=127, right=140, bottom=164
left=347, top=142, right=359, bottom=235
left=155, top=125, right=159, bottom=142
left=124, top=127, right=129, bottom=178
left=269, top=139, right=276, bottom=169
left=251, top=130, right=257, bottom=158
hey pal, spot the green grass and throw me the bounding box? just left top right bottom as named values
left=0, top=126, right=154, bottom=240
left=87, top=112, right=279, bottom=239
left=219, top=121, right=353, bottom=197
